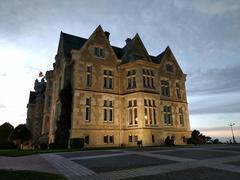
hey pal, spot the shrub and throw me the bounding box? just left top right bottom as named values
left=39, top=143, right=48, bottom=150
left=70, top=138, right=84, bottom=148
left=165, top=136, right=174, bottom=146
left=48, top=143, right=56, bottom=149
left=0, top=122, right=16, bottom=149
left=8, top=124, right=31, bottom=149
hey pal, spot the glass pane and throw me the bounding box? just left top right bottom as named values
left=153, top=109, right=157, bottom=125
left=109, top=109, right=113, bottom=121
left=134, top=108, right=138, bottom=124
left=129, top=109, right=133, bottom=125
left=104, top=109, right=107, bottom=121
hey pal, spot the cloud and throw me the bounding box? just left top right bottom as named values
left=0, top=104, right=6, bottom=108
left=199, top=126, right=240, bottom=132
left=0, top=73, right=7, bottom=77
left=187, top=64, right=240, bottom=95
left=187, top=0, right=240, bottom=15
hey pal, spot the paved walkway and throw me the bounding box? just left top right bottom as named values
left=0, top=154, right=59, bottom=174
left=1, top=145, right=240, bottom=180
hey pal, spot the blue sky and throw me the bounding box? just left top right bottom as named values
left=0, top=0, right=239, bottom=141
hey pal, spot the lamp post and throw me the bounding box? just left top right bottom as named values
left=229, top=123, right=236, bottom=144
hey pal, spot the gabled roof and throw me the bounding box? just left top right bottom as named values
left=56, top=30, right=166, bottom=64
left=58, top=32, right=87, bottom=58
left=120, top=34, right=152, bottom=64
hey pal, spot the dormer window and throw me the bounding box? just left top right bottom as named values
left=166, top=64, right=173, bottom=72
left=94, top=47, right=104, bottom=58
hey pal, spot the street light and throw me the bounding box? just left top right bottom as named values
left=229, top=123, right=236, bottom=144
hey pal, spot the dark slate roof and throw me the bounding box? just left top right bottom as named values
left=111, top=46, right=124, bottom=59
left=59, top=32, right=165, bottom=64
left=28, top=91, right=36, bottom=104
left=61, top=32, right=87, bottom=58
left=151, top=50, right=166, bottom=64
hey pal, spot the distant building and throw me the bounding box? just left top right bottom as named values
left=26, top=25, right=191, bottom=147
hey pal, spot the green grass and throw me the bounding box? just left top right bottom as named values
left=0, top=148, right=84, bottom=157
left=0, top=169, right=66, bottom=180
left=0, top=143, right=234, bottom=157
left=0, top=149, right=37, bottom=157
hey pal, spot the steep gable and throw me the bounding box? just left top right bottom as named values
left=121, top=34, right=152, bottom=64
left=76, top=25, right=119, bottom=65
left=160, top=46, right=183, bottom=75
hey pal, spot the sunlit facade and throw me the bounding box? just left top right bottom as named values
left=27, top=25, right=191, bottom=147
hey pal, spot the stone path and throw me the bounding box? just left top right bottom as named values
left=1, top=145, right=240, bottom=180
left=0, top=154, right=59, bottom=174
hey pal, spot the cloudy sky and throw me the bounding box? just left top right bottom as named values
left=0, top=0, right=239, bottom=141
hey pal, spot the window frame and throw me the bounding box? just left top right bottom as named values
left=161, top=80, right=170, bottom=97
left=85, top=98, right=91, bottom=122
left=103, top=70, right=114, bottom=89
left=93, top=47, right=105, bottom=58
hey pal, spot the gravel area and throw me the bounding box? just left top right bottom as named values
left=74, top=154, right=176, bottom=172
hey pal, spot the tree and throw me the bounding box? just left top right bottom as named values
left=0, top=122, right=16, bottom=149
left=188, top=130, right=211, bottom=145
left=165, top=136, right=175, bottom=146
left=55, top=86, right=73, bottom=148
left=8, top=124, right=31, bottom=149
left=213, top=138, right=220, bottom=144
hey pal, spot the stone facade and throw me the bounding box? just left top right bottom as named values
left=26, top=78, right=46, bottom=145
left=26, top=25, right=191, bottom=147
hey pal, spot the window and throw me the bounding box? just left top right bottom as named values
left=152, top=135, right=155, bottom=143
left=47, top=95, right=51, bottom=108
left=163, top=106, right=172, bottom=125
left=144, top=99, right=157, bottom=125
left=109, top=135, right=114, bottom=144
left=85, top=98, right=91, bottom=121
left=103, top=70, right=113, bottom=89
left=134, top=135, right=138, bottom=142
left=143, top=69, right=155, bottom=88
left=104, top=135, right=108, bottom=144
left=182, top=136, right=187, bottom=143
left=176, top=82, right=181, bottom=98
left=179, top=107, right=184, bottom=126
left=127, top=69, right=136, bottom=89
left=58, top=77, right=62, bottom=92
left=85, top=136, right=89, bottom=144
left=166, top=64, right=174, bottom=72
left=161, top=80, right=170, bottom=97
left=103, top=135, right=114, bottom=144
left=129, top=135, right=132, bottom=143
left=153, top=109, right=157, bottom=125
left=94, top=47, right=104, bottom=58
left=103, top=100, right=114, bottom=122
left=128, top=100, right=138, bottom=126
left=86, top=66, right=92, bottom=87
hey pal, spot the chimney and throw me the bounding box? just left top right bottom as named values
left=104, top=31, right=110, bottom=41
left=125, top=38, right=131, bottom=44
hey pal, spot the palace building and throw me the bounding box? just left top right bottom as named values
left=26, top=25, right=191, bottom=148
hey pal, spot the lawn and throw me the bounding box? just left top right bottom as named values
left=0, top=169, right=66, bottom=180
left=0, top=149, right=82, bottom=157
left=0, top=144, right=229, bottom=157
